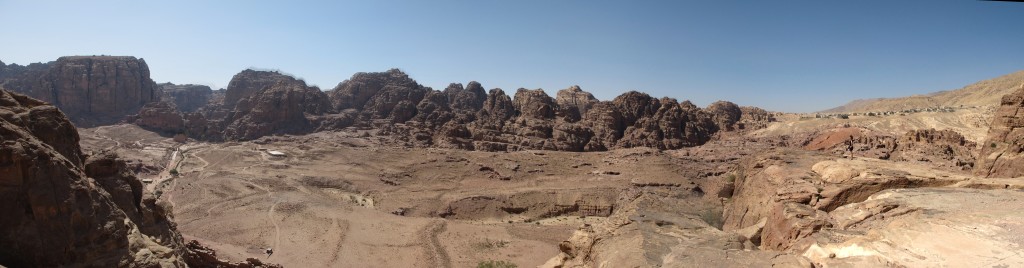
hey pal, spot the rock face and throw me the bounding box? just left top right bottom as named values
left=159, top=83, right=213, bottom=112
left=148, top=69, right=333, bottom=141
left=222, top=78, right=332, bottom=140
left=975, top=84, right=1024, bottom=178
left=802, top=188, right=1024, bottom=267
left=706, top=101, right=742, bottom=131
left=0, top=88, right=279, bottom=267
left=223, top=70, right=295, bottom=107
left=0, top=89, right=184, bottom=267
left=1, top=56, right=159, bottom=126
left=328, top=69, right=428, bottom=123
left=129, top=101, right=186, bottom=134
left=722, top=149, right=964, bottom=250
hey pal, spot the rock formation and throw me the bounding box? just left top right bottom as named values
left=975, top=84, right=1024, bottom=178
left=122, top=67, right=773, bottom=151
left=129, top=101, right=186, bottom=134
left=222, top=78, right=332, bottom=140
left=801, top=127, right=976, bottom=171
left=159, top=83, right=213, bottom=113
left=0, top=88, right=183, bottom=266
left=0, top=56, right=159, bottom=126
left=223, top=69, right=295, bottom=107
left=722, top=149, right=968, bottom=252
left=0, top=88, right=279, bottom=267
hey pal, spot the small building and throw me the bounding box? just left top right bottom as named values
left=267, top=150, right=287, bottom=157
left=142, top=178, right=154, bottom=183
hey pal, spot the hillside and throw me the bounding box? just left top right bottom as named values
left=823, top=70, right=1024, bottom=113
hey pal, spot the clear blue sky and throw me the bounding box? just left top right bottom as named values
left=1, top=1, right=1022, bottom=112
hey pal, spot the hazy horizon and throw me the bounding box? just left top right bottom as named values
left=2, top=1, right=1022, bottom=112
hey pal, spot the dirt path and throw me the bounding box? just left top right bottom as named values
left=239, top=179, right=281, bottom=256
left=327, top=218, right=350, bottom=265
left=420, top=220, right=451, bottom=268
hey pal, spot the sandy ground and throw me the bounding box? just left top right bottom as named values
left=80, top=126, right=708, bottom=267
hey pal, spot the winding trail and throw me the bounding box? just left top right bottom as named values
left=420, top=220, right=451, bottom=268
left=241, top=179, right=281, bottom=256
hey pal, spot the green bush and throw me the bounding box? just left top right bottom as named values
left=477, top=260, right=517, bottom=268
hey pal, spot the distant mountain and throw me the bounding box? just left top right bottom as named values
left=822, top=70, right=1024, bottom=113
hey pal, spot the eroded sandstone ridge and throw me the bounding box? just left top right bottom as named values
left=975, top=84, right=1024, bottom=178
left=0, top=88, right=277, bottom=267
left=138, top=68, right=774, bottom=151
left=0, top=56, right=159, bottom=126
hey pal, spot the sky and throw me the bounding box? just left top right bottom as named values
left=1, top=1, right=1022, bottom=112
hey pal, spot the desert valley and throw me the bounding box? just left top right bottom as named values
left=1, top=55, right=1023, bottom=268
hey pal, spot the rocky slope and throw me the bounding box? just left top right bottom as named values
left=975, top=83, right=1024, bottom=178
left=823, top=70, right=1024, bottom=113
left=0, top=88, right=184, bottom=266
left=0, top=88, right=278, bottom=267
left=0, top=56, right=160, bottom=126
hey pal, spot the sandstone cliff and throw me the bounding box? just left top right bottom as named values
left=0, top=56, right=159, bottom=126
left=975, top=84, right=1024, bottom=178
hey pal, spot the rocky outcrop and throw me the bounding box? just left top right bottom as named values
left=1, top=56, right=159, bottom=126
left=341, top=73, right=756, bottom=151
left=802, top=127, right=976, bottom=171
left=737, top=106, right=775, bottom=131
left=223, top=70, right=295, bottom=107
left=0, top=60, right=51, bottom=82
left=555, top=85, right=597, bottom=121
left=0, top=88, right=279, bottom=267
left=801, top=188, right=1024, bottom=267
left=975, top=84, right=1024, bottom=178
left=445, top=81, right=487, bottom=112
left=159, top=83, right=213, bottom=112
left=706, top=101, right=742, bottom=131
left=0, top=89, right=184, bottom=267
left=721, top=148, right=982, bottom=255
left=126, top=67, right=770, bottom=151
left=129, top=101, right=186, bottom=134
left=222, top=78, right=332, bottom=141
left=328, top=69, right=424, bottom=113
